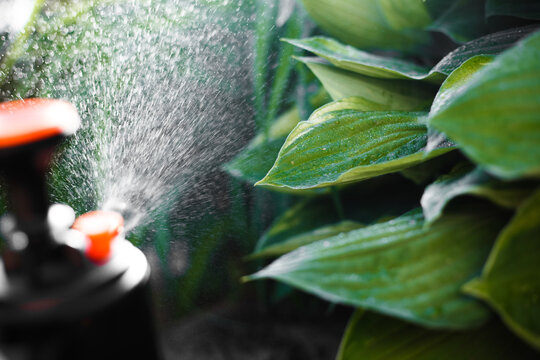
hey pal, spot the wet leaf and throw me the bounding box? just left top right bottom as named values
left=337, top=310, right=539, bottom=360
left=248, top=206, right=506, bottom=328
left=430, top=55, right=494, bottom=116
left=421, top=163, right=538, bottom=224
left=298, top=57, right=436, bottom=110
left=463, top=188, right=540, bottom=349
left=431, top=25, right=539, bottom=76
left=284, top=37, right=443, bottom=83
left=257, top=104, right=453, bottom=190
left=429, top=30, right=540, bottom=179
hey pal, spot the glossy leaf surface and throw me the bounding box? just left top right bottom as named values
left=431, top=25, right=539, bottom=76
left=429, top=30, right=540, bottom=179
left=285, top=37, right=442, bottom=83
left=249, top=207, right=506, bottom=328
left=257, top=105, right=453, bottom=190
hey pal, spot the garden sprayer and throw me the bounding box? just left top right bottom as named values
left=0, top=99, right=161, bottom=360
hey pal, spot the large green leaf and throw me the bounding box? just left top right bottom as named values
left=284, top=37, right=443, bottom=83
left=463, top=188, right=540, bottom=349
left=486, top=0, right=540, bottom=20
left=431, top=25, right=539, bottom=76
left=298, top=57, right=436, bottom=109
left=299, top=0, right=431, bottom=52
left=248, top=206, right=507, bottom=328
left=429, top=30, right=540, bottom=179
left=422, top=163, right=538, bottom=224
left=285, top=26, right=536, bottom=85
left=337, top=310, right=539, bottom=360
left=256, top=104, right=454, bottom=190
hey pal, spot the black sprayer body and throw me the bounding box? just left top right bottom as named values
left=0, top=99, right=162, bottom=359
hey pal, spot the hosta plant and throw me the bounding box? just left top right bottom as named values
left=226, top=0, right=540, bottom=357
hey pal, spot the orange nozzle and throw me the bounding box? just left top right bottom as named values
left=72, top=210, right=124, bottom=263
left=0, top=98, right=80, bottom=149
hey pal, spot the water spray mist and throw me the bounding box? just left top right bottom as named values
left=0, top=99, right=162, bottom=360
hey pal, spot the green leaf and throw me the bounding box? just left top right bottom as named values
left=428, top=0, right=487, bottom=43
left=223, top=136, right=287, bottom=185
left=429, top=30, right=540, bottom=179
left=426, top=55, right=492, bottom=154
left=257, top=106, right=454, bottom=190
left=298, top=57, right=436, bottom=109
left=422, top=163, right=538, bottom=224
left=248, top=206, right=506, bottom=328
left=250, top=220, right=364, bottom=259
left=463, top=188, right=540, bottom=349
left=337, top=310, right=539, bottom=360
left=284, top=37, right=444, bottom=83
left=486, top=0, right=540, bottom=21
left=430, top=55, right=494, bottom=116
left=299, top=0, right=431, bottom=52
left=431, top=25, right=539, bottom=76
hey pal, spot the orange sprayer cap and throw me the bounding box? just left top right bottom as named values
left=0, top=98, right=80, bottom=149
left=72, top=210, right=124, bottom=263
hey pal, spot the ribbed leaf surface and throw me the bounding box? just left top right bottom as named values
left=257, top=105, right=453, bottom=190
left=429, top=30, right=540, bottom=179
left=431, top=25, right=538, bottom=76
left=249, top=207, right=506, bottom=328
left=284, top=37, right=442, bottom=83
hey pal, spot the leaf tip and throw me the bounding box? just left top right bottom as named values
left=462, top=277, right=489, bottom=299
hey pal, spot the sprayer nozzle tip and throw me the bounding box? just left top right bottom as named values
left=72, top=210, right=124, bottom=263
